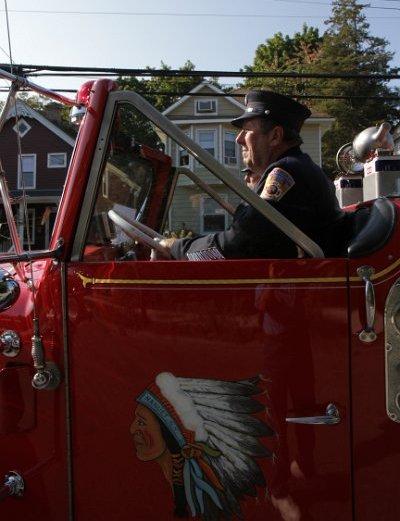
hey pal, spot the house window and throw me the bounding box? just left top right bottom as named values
left=47, top=152, right=67, bottom=168
left=197, top=129, right=216, bottom=157
left=177, top=131, right=190, bottom=166
left=224, top=131, right=237, bottom=165
left=18, top=154, right=36, bottom=189
left=195, top=100, right=217, bottom=114
left=201, top=195, right=227, bottom=233
left=13, top=118, right=31, bottom=138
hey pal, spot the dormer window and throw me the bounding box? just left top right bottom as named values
left=195, top=99, right=217, bottom=115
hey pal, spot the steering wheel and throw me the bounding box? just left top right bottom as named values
left=108, top=209, right=170, bottom=258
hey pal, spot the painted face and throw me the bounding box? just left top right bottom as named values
left=236, top=118, right=277, bottom=176
left=130, top=404, right=167, bottom=461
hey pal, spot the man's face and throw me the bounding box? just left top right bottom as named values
left=236, top=118, right=278, bottom=175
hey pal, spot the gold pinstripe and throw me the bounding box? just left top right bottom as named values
left=77, top=273, right=345, bottom=287
left=76, top=257, right=400, bottom=288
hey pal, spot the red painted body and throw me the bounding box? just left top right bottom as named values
left=0, top=79, right=399, bottom=520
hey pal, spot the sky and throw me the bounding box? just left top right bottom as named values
left=0, top=0, right=399, bottom=97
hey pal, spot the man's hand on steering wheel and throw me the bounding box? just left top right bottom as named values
left=152, top=238, right=177, bottom=260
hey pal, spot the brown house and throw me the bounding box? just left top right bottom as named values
left=0, top=100, right=75, bottom=250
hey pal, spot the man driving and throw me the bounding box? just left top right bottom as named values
left=161, top=90, right=346, bottom=260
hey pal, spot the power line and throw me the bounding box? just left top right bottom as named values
left=273, top=0, right=400, bottom=8
left=1, top=64, right=398, bottom=80
left=0, top=8, right=399, bottom=18
left=0, top=88, right=398, bottom=101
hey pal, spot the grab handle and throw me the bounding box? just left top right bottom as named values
left=357, top=265, right=377, bottom=343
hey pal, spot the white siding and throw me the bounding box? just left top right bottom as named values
left=300, top=124, right=321, bottom=165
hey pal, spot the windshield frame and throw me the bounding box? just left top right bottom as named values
left=71, top=90, right=324, bottom=260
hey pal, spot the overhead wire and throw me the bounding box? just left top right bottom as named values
left=0, top=65, right=398, bottom=80
left=271, top=0, right=400, bottom=8
left=0, top=8, right=399, bottom=19
left=0, top=88, right=398, bottom=101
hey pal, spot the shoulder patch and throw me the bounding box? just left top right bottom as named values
left=261, top=167, right=295, bottom=201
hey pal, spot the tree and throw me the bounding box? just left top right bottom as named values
left=311, top=0, right=400, bottom=175
left=243, top=24, right=323, bottom=96
left=118, top=60, right=205, bottom=112
left=117, top=61, right=210, bottom=149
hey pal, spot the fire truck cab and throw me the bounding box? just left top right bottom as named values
left=0, top=78, right=400, bottom=521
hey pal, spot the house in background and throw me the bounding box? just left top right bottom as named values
left=161, top=81, right=334, bottom=236
left=0, top=100, right=75, bottom=250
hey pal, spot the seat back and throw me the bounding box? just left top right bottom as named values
left=347, top=197, right=396, bottom=258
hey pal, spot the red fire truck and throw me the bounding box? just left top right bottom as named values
left=0, top=73, right=399, bottom=521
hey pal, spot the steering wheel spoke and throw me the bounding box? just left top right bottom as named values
left=108, top=209, right=170, bottom=258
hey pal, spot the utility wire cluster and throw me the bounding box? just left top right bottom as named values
left=0, top=64, right=399, bottom=102
left=0, top=63, right=399, bottom=80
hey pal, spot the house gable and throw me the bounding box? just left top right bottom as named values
left=0, top=103, right=74, bottom=194
left=163, top=82, right=245, bottom=120
left=5, top=100, right=75, bottom=146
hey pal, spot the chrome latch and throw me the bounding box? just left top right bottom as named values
left=357, top=265, right=377, bottom=343
left=0, top=471, right=24, bottom=501
left=0, top=330, right=20, bottom=357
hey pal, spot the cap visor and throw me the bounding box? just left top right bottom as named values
left=231, top=112, right=259, bottom=128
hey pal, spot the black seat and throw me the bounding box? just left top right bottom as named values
left=347, top=197, right=396, bottom=258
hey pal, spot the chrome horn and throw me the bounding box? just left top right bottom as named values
left=352, top=122, right=394, bottom=162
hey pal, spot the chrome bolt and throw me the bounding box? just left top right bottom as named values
left=4, top=471, right=24, bottom=497
left=0, top=330, right=20, bottom=357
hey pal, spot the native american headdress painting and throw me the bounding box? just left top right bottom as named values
left=132, top=372, right=274, bottom=520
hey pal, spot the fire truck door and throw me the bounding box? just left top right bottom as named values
left=65, top=257, right=352, bottom=521
left=349, top=252, right=400, bottom=520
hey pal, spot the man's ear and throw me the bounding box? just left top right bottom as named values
left=270, top=125, right=284, bottom=146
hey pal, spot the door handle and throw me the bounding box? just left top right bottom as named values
left=286, top=403, right=340, bottom=425
left=357, top=265, right=377, bottom=343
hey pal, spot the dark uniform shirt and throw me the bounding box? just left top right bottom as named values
left=170, top=146, right=347, bottom=260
